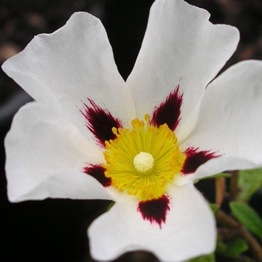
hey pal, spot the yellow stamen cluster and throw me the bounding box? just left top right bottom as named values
left=103, top=114, right=186, bottom=201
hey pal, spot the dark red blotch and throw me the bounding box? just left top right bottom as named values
left=137, top=195, right=170, bottom=227
left=84, top=164, right=111, bottom=187
left=182, top=147, right=219, bottom=175
left=81, top=99, right=122, bottom=147
left=151, top=85, right=183, bottom=131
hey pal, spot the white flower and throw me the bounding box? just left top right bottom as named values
left=2, top=0, right=262, bottom=261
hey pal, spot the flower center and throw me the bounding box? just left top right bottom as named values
left=103, top=114, right=186, bottom=201
left=133, top=152, right=154, bottom=172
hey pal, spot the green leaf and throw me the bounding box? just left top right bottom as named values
left=238, top=168, right=262, bottom=202
left=106, top=201, right=115, bottom=211
left=210, top=203, right=219, bottom=214
left=216, top=237, right=248, bottom=258
left=210, top=172, right=230, bottom=179
left=230, top=201, right=262, bottom=239
left=186, top=253, right=215, bottom=262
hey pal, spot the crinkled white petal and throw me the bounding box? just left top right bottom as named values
left=2, top=12, right=135, bottom=144
left=5, top=102, right=112, bottom=202
left=181, top=60, right=262, bottom=180
left=88, top=183, right=216, bottom=262
left=127, top=0, right=239, bottom=141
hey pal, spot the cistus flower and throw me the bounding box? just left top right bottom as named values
left=2, top=0, right=262, bottom=261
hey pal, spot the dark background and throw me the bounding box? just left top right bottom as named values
left=0, top=0, right=261, bottom=261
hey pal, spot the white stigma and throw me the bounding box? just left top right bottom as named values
left=133, top=152, right=154, bottom=173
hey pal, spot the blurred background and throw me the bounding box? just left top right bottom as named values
left=0, top=0, right=261, bottom=261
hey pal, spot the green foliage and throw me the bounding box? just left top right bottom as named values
left=230, top=201, right=262, bottom=239
left=106, top=201, right=115, bottom=211
left=238, top=168, right=262, bottom=202
left=186, top=253, right=215, bottom=262
left=216, top=237, right=248, bottom=258
left=209, top=172, right=230, bottom=179
left=210, top=203, right=219, bottom=214
left=206, top=169, right=262, bottom=261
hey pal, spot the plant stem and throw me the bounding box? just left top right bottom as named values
left=230, top=170, right=239, bottom=201
left=216, top=209, right=262, bottom=262
left=215, top=177, right=226, bottom=205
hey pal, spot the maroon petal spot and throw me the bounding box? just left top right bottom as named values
left=151, top=85, right=183, bottom=131
left=84, top=164, right=111, bottom=187
left=81, top=99, right=122, bottom=147
left=137, top=195, right=170, bottom=227
left=182, top=147, right=219, bottom=175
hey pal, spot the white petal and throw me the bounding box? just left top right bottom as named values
left=127, top=0, right=239, bottom=141
left=181, top=60, right=262, bottom=179
left=88, top=183, right=215, bottom=261
left=5, top=102, right=112, bottom=202
left=2, top=12, right=135, bottom=143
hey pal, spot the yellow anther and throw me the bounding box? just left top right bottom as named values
left=103, top=115, right=186, bottom=201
